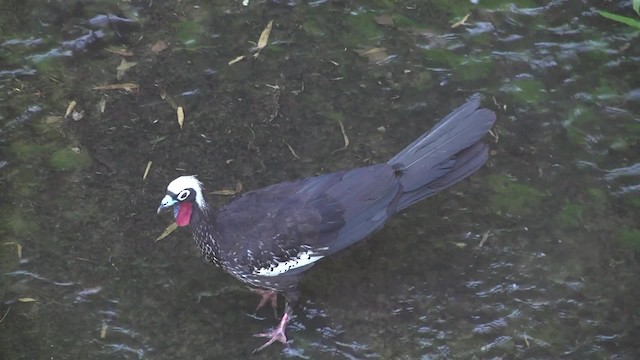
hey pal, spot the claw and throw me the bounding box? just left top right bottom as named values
left=252, top=306, right=291, bottom=353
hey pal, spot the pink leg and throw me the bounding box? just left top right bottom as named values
left=253, top=305, right=292, bottom=353
left=250, top=288, right=278, bottom=317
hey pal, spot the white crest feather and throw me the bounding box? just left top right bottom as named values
left=167, top=175, right=207, bottom=209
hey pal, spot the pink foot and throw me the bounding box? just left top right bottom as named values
left=251, top=288, right=278, bottom=317
left=253, top=309, right=291, bottom=352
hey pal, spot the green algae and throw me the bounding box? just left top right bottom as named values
left=48, top=148, right=92, bottom=170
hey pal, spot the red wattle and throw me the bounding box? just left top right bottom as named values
left=176, top=202, right=193, bottom=227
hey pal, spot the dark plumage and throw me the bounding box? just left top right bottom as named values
left=157, top=97, right=496, bottom=351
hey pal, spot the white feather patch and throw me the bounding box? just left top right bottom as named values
left=166, top=175, right=207, bottom=209
left=254, top=251, right=324, bottom=277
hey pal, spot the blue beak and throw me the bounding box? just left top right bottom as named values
left=157, top=195, right=178, bottom=214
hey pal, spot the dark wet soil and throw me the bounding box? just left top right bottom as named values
left=1, top=0, right=639, bottom=359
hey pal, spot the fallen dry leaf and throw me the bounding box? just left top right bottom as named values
left=155, top=222, right=178, bottom=242
left=45, top=115, right=63, bottom=125
left=254, top=20, right=273, bottom=58
left=257, top=20, right=273, bottom=50
left=65, top=100, right=77, bottom=118
left=451, top=13, right=471, bottom=28
left=143, top=161, right=152, bottom=180
left=354, top=47, right=389, bottom=64
left=373, top=14, right=394, bottom=26
left=18, top=298, right=36, bottom=303
left=105, top=47, right=134, bottom=56
left=116, top=59, right=137, bottom=80
left=93, top=83, right=139, bottom=92
left=228, top=55, right=245, bottom=65
left=150, top=40, right=168, bottom=54
left=478, top=229, right=491, bottom=247
left=177, top=106, right=185, bottom=129
left=98, top=98, right=107, bottom=113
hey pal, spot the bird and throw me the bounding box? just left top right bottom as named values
left=157, top=97, right=496, bottom=352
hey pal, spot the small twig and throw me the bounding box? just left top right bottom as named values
left=451, top=13, right=471, bottom=28
left=284, top=139, right=299, bottom=159
left=3, top=242, right=22, bottom=258
left=489, top=128, right=499, bottom=143
left=492, top=96, right=507, bottom=110
left=143, top=161, right=152, bottom=180
left=0, top=307, right=10, bottom=324
left=266, top=85, right=281, bottom=123
left=75, top=257, right=98, bottom=265
left=245, top=125, right=256, bottom=140
left=478, top=230, right=492, bottom=248
left=333, top=119, right=350, bottom=153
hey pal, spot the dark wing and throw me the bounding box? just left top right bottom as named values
left=215, top=164, right=400, bottom=278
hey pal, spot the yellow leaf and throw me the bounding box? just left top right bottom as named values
left=155, top=222, right=178, bottom=242
left=177, top=106, right=185, bottom=129
left=18, top=297, right=36, bottom=303
left=451, top=13, right=471, bottom=28
left=257, top=20, right=273, bottom=50
left=228, top=55, right=245, bottom=65
left=143, top=161, right=152, bottom=180
left=65, top=100, right=77, bottom=118
left=100, top=324, right=108, bottom=339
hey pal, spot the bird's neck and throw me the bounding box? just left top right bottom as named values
left=190, top=203, right=222, bottom=266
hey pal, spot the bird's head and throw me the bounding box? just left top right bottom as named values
left=157, top=175, right=207, bottom=226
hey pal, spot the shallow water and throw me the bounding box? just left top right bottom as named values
left=1, top=0, right=639, bottom=359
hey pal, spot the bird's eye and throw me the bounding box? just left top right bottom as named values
left=177, top=189, right=190, bottom=201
